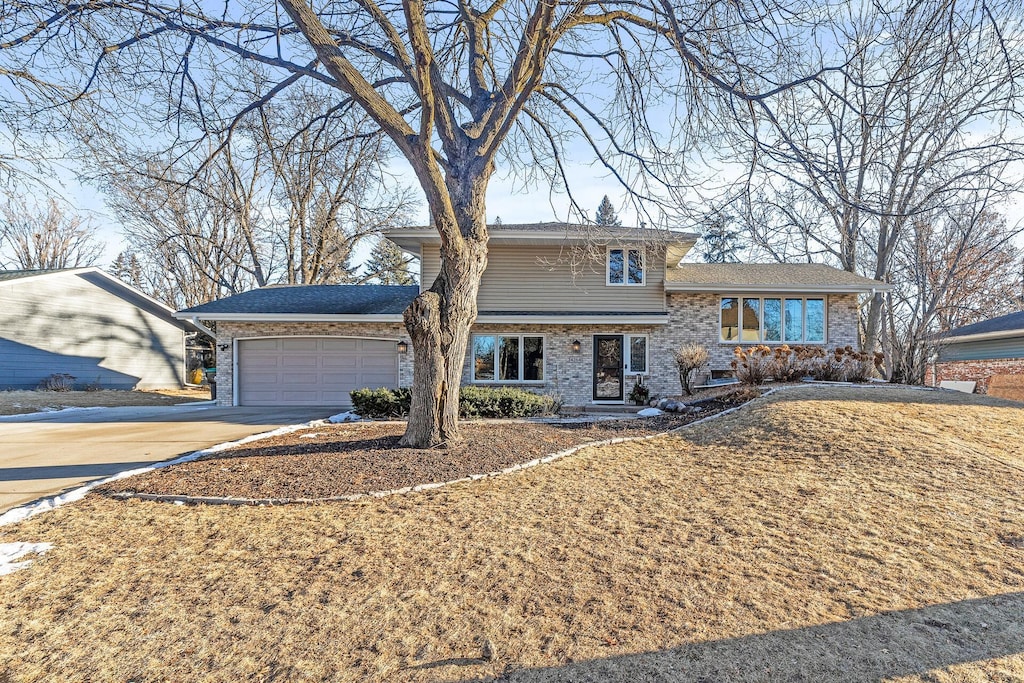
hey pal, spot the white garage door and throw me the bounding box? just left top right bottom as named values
left=237, top=337, right=399, bottom=406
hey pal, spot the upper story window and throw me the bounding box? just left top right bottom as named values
left=607, top=248, right=644, bottom=286
left=720, top=296, right=826, bottom=344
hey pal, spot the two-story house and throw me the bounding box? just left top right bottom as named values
left=176, top=223, right=888, bottom=407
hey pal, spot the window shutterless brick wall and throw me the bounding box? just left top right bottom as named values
left=925, top=358, right=1024, bottom=393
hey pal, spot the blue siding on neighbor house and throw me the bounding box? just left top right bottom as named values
left=938, top=336, right=1024, bottom=362
left=0, top=271, right=186, bottom=390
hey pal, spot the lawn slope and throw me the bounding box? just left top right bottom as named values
left=1, top=386, right=1023, bottom=682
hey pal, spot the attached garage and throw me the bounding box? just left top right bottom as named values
left=236, top=337, right=399, bottom=406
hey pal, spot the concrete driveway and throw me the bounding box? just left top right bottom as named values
left=0, top=404, right=337, bottom=513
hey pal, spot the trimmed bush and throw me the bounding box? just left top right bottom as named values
left=350, top=385, right=558, bottom=419
left=350, top=387, right=412, bottom=418
left=459, top=386, right=558, bottom=418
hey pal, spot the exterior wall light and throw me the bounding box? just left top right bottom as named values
left=218, top=344, right=230, bottom=351
left=571, top=339, right=582, bottom=353
left=397, top=340, right=409, bottom=354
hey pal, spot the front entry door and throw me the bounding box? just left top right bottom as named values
left=593, top=335, right=624, bottom=401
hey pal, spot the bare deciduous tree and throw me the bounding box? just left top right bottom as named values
left=1, top=0, right=828, bottom=445
left=0, top=198, right=104, bottom=270
left=724, top=0, right=1024, bottom=375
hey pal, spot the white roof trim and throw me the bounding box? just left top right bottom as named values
left=171, top=312, right=406, bottom=323
left=665, top=283, right=891, bottom=294
left=940, top=329, right=1024, bottom=344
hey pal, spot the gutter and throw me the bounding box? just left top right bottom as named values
left=185, top=316, right=216, bottom=338
left=664, top=284, right=893, bottom=294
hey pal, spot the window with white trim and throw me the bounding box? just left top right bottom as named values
left=720, top=297, right=826, bottom=344
left=472, top=334, right=545, bottom=382
left=607, top=248, right=644, bottom=285
left=625, top=335, right=648, bottom=374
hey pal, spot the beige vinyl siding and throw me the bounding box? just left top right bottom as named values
left=0, top=272, right=186, bottom=389
left=420, top=244, right=666, bottom=312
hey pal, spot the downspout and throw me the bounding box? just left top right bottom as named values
left=188, top=316, right=216, bottom=339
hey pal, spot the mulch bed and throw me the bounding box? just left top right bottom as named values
left=94, top=394, right=751, bottom=501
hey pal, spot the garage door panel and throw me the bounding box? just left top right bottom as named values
left=238, top=337, right=398, bottom=406
left=282, top=339, right=319, bottom=351
left=244, top=339, right=281, bottom=351
left=322, top=355, right=359, bottom=369
left=322, top=339, right=360, bottom=352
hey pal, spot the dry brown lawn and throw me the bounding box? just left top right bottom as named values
left=0, top=387, right=210, bottom=415
left=2, top=385, right=1023, bottom=682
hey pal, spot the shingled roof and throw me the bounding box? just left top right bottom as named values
left=0, top=268, right=73, bottom=282
left=176, top=285, right=419, bottom=319
left=943, top=310, right=1024, bottom=341
left=665, top=263, right=889, bottom=293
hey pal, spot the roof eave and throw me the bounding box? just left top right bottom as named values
left=171, top=313, right=406, bottom=323
left=939, top=328, right=1024, bottom=344
left=476, top=314, right=669, bottom=325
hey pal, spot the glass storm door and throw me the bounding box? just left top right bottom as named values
left=593, top=335, right=624, bottom=401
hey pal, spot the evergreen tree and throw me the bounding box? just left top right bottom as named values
left=699, top=215, right=746, bottom=263
left=110, top=250, right=145, bottom=288
left=366, top=237, right=417, bottom=285
left=595, top=195, right=622, bottom=227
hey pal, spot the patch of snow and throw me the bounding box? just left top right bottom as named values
left=327, top=411, right=361, bottom=423
left=0, top=419, right=327, bottom=527
left=0, top=542, right=53, bottom=576
left=0, top=405, right=106, bottom=421
left=299, top=433, right=320, bottom=439
left=636, top=408, right=663, bottom=417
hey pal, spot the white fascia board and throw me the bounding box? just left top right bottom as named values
left=170, top=313, right=406, bottom=323
left=387, top=229, right=699, bottom=245
left=939, top=329, right=1024, bottom=344
left=664, top=283, right=892, bottom=294
left=475, top=314, right=669, bottom=325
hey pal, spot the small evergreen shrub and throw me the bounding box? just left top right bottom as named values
left=350, top=387, right=412, bottom=418
left=350, top=386, right=558, bottom=419
left=459, top=386, right=557, bottom=418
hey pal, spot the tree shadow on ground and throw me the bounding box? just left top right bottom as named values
left=454, top=592, right=1024, bottom=682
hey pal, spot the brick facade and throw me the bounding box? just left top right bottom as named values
left=212, top=293, right=863, bottom=406
left=924, top=358, right=1024, bottom=393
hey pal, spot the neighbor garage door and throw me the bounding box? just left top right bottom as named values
left=237, top=337, right=398, bottom=406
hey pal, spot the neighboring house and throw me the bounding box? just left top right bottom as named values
left=925, top=310, right=1024, bottom=395
left=176, top=223, right=888, bottom=407
left=0, top=268, right=197, bottom=390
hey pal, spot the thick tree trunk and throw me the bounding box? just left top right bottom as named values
left=399, top=169, right=490, bottom=448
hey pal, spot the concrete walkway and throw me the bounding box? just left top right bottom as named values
left=0, top=405, right=335, bottom=513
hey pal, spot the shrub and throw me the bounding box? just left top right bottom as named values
left=350, top=386, right=558, bottom=419
left=768, top=344, right=802, bottom=382
left=459, top=386, right=558, bottom=418
left=350, top=387, right=412, bottom=418
left=673, top=342, right=710, bottom=395
left=82, top=376, right=104, bottom=392
left=38, top=373, right=76, bottom=391
left=731, top=346, right=772, bottom=385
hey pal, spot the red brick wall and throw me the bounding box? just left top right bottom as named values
left=925, top=358, right=1024, bottom=393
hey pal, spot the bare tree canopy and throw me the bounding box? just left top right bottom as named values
left=1, top=0, right=839, bottom=445
left=717, top=0, right=1024, bottom=376
left=0, top=198, right=104, bottom=269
